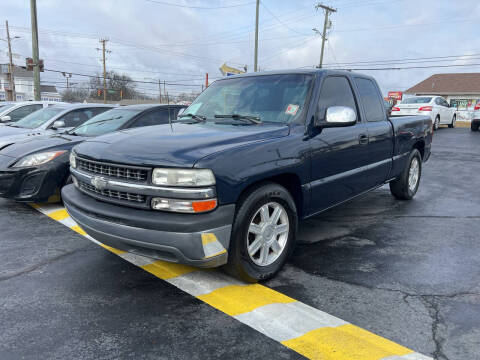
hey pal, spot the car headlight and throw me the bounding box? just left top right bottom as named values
left=69, top=152, right=76, bottom=169
left=13, top=151, right=67, bottom=167
left=152, top=168, right=215, bottom=186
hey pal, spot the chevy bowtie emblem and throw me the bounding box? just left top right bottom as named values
left=91, top=176, right=108, bottom=190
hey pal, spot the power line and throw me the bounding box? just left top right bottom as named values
left=260, top=1, right=310, bottom=36
left=144, top=0, right=255, bottom=9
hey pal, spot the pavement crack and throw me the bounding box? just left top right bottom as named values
left=421, top=296, right=449, bottom=360
left=0, top=246, right=89, bottom=282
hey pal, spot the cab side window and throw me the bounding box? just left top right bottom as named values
left=8, top=104, right=43, bottom=122
left=317, top=76, right=358, bottom=121
left=133, top=109, right=170, bottom=127
left=354, top=78, right=385, bottom=122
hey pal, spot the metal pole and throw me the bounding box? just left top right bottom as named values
left=254, top=0, right=260, bottom=72
left=158, top=79, right=162, bottom=103
left=5, top=21, right=16, bottom=101
left=163, top=80, right=166, bottom=100
left=30, top=0, right=41, bottom=100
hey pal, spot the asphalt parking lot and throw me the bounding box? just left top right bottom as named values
left=1, top=127, right=479, bottom=360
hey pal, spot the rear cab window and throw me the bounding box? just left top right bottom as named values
left=354, top=78, right=385, bottom=122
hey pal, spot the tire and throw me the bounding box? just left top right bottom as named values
left=433, top=116, right=440, bottom=130
left=448, top=115, right=456, bottom=128
left=389, top=149, right=422, bottom=200
left=224, top=182, right=298, bottom=283
left=472, top=122, right=479, bottom=132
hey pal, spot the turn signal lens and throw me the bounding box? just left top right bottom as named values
left=151, top=197, right=217, bottom=213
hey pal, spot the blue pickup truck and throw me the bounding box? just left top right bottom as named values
left=62, top=70, right=433, bottom=282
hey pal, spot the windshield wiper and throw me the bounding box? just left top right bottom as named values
left=214, top=114, right=261, bottom=124
left=177, top=113, right=207, bottom=122
left=69, top=116, right=120, bottom=135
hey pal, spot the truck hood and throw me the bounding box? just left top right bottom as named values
left=0, top=134, right=87, bottom=159
left=74, top=122, right=290, bottom=167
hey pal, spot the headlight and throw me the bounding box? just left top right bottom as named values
left=152, top=168, right=215, bottom=186
left=13, top=151, right=66, bottom=167
left=69, top=152, right=76, bottom=168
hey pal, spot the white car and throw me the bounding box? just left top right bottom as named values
left=0, top=101, right=65, bottom=125
left=391, top=96, right=456, bottom=130
left=471, top=103, right=480, bottom=131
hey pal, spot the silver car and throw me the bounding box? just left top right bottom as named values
left=0, top=103, right=114, bottom=150
left=0, top=101, right=65, bottom=125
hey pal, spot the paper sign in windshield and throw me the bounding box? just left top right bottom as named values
left=285, top=104, right=299, bottom=115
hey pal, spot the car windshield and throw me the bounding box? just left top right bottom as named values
left=0, top=103, right=16, bottom=112
left=14, top=107, right=64, bottom=129
left=70, top=108, right=142, bottom=136
left=401, top=97, right=432, bottom=104
left=181, top=74, right=313, bottom=124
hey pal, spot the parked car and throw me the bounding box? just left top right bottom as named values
left=471, top=103, right=480, bottom=131
left=0, top=104, right=186, bottom=203
left=62, top=70, right=432, bottom=282
left=0, top=103, right=114, bottom=150
left=0, top=101, right=64, bottom=125
left=391, top=96, right=456, bottom=130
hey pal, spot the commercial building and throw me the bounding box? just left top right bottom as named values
left=0, top=64, right=61, bottom=102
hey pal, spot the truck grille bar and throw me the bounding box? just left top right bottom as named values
left=77, top=158, right=148, bottom=182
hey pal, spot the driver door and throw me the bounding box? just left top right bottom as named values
left=308, top=76, right=371, bottom=215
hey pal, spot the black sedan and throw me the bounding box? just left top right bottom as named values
left=0, top=104, right=186, bottom=203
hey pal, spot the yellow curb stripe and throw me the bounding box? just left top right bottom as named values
left=197, top=283, right=296, bottom=316
left=100, top=244, right=127, bottom=255
left=282, top=324, right=413, bottom=360
left=141, top=260, right=196, bottom=280
left=70, top=225, right=87, bottom=236
left=47, top=209, right=69, bottom=221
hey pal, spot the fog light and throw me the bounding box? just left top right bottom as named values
left=151, top=197, right=217, bottom=213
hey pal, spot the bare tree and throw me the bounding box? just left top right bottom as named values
left=89, top=71, right=138, bottom=100
left=61, top=87, right=89, bottom=103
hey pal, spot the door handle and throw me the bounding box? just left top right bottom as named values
left=358, top=134, right=369, bottom=145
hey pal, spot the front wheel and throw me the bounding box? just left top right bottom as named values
left=448, top=115, right=456, bottom=128
left=433, top=116, right=440, bottom=130
left=224, top=183, right=297, bottom=283
left=389, top=149, right=422, bottom=200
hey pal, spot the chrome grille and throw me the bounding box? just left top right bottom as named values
left=77, top=158, right=148, bottom=182
left=78, top=180, right=147, bottom=204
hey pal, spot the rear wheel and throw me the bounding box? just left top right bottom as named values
left=433, top=116, right=440, bottom=130
left=389, top=149, right=422, bottom=200
left=224, top=183, right=297, bottom=283
left=448, top=115, right=456, bottom=128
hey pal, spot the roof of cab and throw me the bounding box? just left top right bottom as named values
left=215, top=68, right=372, bottom=81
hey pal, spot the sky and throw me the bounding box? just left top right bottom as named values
left=1, top=0, right=480, bottom=98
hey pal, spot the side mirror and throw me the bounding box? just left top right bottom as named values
left=315, top=106, right=357, bottom=128
left=52, top=120, right=66, bottom=129
left=0, top=115, right=11, bottom=122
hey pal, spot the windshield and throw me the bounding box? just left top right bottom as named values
left=401, top=97, right=432, bottom=104
left=14, top=107, right=64, bottom=129
left=71, top=108, right=142, bottom=136
left=182, top=74, right=313, bottom=123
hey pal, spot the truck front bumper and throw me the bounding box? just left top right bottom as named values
left=61, top=184, right=235, bottom=268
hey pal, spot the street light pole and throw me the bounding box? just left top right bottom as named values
left=30, top=0, right=41, bottom=100
left=254, top=0, right=260, bottom=72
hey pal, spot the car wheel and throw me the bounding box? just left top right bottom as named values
left=472, top=122, right=479, bottom=132
left=224, top=182, right=297, bottom=283
left=389, top=149, right=422, bottom=200
left=434, top=116, right=440, bottom=130
left=448, top=115, right=456, bottom=128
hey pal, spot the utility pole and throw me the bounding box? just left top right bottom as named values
left=30, top=0, right=41, bottom=100
left=5, top=21, right=16, bottom=101
left=158, top=79, right=162, bottom=103
left=97, top=39, right=110, bottom=103
left=205, top=73, right=209, bottom=88
left=163, top=80, right=166, bottom=102
left=315, top=3, right=336, bottom=68
left=253, top=0, right=260, bottom=72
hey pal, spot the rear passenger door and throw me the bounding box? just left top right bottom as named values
left=354, top=77, right=394, bottom=186
left=309, top=76, right=371, bottom=214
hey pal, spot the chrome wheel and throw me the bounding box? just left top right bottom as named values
left=434, top=117, right=440, bottom=130
left=408, top=157, right=420, bottom=192
left=247, top=202, right=289, bottom=267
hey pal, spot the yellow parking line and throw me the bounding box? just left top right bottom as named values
left=198, top=283, right=295, bottom=316
left=31, top=203, right=431, bottom=360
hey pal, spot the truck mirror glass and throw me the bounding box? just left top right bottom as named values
left=317, top=106, right=356, bottom=128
